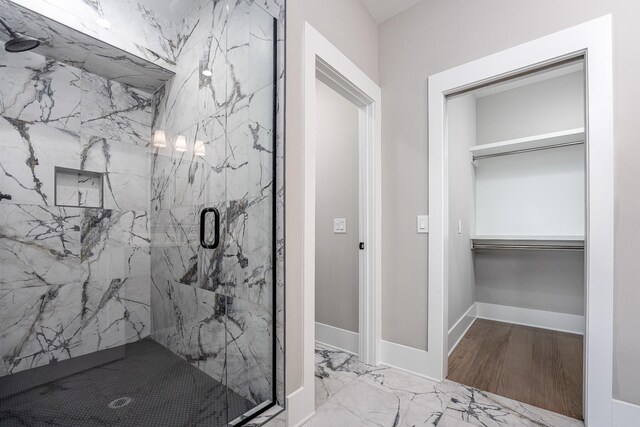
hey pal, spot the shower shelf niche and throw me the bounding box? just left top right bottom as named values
left=54, top=167, right=103, bottom=209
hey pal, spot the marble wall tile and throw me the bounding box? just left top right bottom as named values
left=226, top=86, right=275, bottom=202
left=80, top=71, right=153, bottom=148
left=152, top=43, right=200, bottom=135
left=0, top=49, right=81, bottom=133
left=80, top=276, right=151, bottom=354
left=0, top=116, right=81, bottom=206
left=0, top=208, right=151, bottom=376
left=0, top=50, right=153, bottom=377
left=80, top=135, right=150, bottom=211
left=81, top=209, right=150, bottom=283
left=150, top=118, right=225, bottom=212
left=149, top=278, right=226, bottom=383
left=8, top=0, right=181, bottom=71
left=2, top=1, right=175, bottom=93
left=0, top=204, right=82, bottom=291
left=0, top=281, right=84, bottom=376
left=226, top=295, right=273, bottom=404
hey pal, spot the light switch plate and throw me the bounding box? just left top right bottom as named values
left=417, top=215, right=429, bottom=234
left=334, top=218, right=347, bottom=234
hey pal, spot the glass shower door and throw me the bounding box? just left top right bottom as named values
left=221, top=1, right=277, bottom=423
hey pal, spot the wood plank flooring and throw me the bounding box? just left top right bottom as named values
left=447, top=319, right=583, bottom=420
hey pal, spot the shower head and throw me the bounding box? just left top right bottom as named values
left=4, top=32, right=40, bottom=52
left=0, top=17, right=40, bottom=53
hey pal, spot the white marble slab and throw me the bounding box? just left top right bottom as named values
left=1, top=1, right=175, bottom=93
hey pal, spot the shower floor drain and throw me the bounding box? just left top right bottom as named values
left=108, top=397, right=133, bottom=409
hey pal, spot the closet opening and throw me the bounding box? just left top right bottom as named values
left=445, top=57, right=586, bottom=420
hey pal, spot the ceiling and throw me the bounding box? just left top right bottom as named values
left=359, top=0, right=426, bottom=23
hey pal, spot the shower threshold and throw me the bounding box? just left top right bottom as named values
left=0, top=338, right=254, bottom=426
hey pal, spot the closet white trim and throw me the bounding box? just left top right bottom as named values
left=428, top=15, right=614, bottom=426
left=476, top=302, right=585, bottom=335
left=448, top=303, right=478, bottom=355
left=612, top=400, right=640, bottom=427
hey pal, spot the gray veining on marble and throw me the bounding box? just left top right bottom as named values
left=0, top=48, right=152, bottom=377
left=313, top=344, right=585, bottom=427
left=1, top=0, right=286, bottom=424
left=148, top=0, right=285, bottom=414
left=0, top=1, right=175, bottom=93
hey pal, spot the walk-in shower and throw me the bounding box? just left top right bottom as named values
left=0, top=0, right=285, bottom=426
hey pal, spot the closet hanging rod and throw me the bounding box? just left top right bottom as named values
left=472, top=140, right=584, bottom=161
left=472, top=244, right=584, bottom=251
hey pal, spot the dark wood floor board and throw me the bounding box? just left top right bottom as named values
left=447, top=319, right=583, bottom=420
left=496, top=323, right=534, bottom=405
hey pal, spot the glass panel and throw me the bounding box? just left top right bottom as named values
left=0, top=0, right=281, bottom=424
left=224, top=2, right=277, bottom=423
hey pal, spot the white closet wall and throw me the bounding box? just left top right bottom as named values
left=476, top=71, right=585, bottom=144
left=447, top=94, right=477, bottom=335
left=474, top=69, right=585, bottom=319
left=447, top=67, right=586, bottom=347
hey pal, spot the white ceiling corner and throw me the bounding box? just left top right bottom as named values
left=359, top=0, right=426, bottom=23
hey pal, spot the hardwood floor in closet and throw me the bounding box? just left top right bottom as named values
left=448, top=319, right=583, bottom=420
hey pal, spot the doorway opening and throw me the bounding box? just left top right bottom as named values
left=292, top=23, right=382, bottom=423
left=427, top=16, right=614, bottom=426
left=314, top=77, right=362, bottom=356
left=445, top=59, right=586, bottom=420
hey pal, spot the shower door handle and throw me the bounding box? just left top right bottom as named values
left=200, top=207, right=220, bottom=249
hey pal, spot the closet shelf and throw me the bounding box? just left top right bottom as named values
left=471, top=235, right=584, bottom=242
left=470, top=128, right=585, bottom=160
left=471, top=235, right=584, bottom=251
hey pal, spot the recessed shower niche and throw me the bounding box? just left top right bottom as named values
left=0, top=0, right=285, bottom=425
left=54, top=167, right=103, bottom=208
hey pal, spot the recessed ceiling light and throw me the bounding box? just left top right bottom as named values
left=96, top=18, right=111, bottom=29
left=202, top=69, right=212, bottom=77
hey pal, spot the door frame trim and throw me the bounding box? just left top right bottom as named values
left=289, top=22, right=382, bottom=425
left=428, top=16, right=614, bottom=426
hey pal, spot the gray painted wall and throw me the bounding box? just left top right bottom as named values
left=379, top=0, right=640, bottom=404
left=315, top=79, right=360, bottom=334
left=475, top=250, right=585, bottom=315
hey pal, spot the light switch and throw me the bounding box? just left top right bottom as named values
left=334, top=218, right=347, bottom=234
left=458, top=220, right=463, bottom=234
left=417, top=215, right=429, bottom=234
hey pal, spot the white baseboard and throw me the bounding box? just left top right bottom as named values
left=448, top=303, right=478, bottom=355
left=286, top=386, right=314, bottom=427
left=315, top=322, right=359, bottom=355
left=612, top=399, right=640, bottom=427
left=476, top=302, right=585, bottom=335
left=379, top=340, right=441, bottom=382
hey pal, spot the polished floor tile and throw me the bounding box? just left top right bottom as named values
left=313, top=345, right=584, bottom=427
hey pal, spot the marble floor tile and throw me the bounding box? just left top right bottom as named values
left=315, top=371, right=354, bottom=408
left=356, top=366, right=457, bottom=413
left=313, top=344, right=584, bottom=427
left=314, top=379, right=443, bottom=427
left=444, top=384, right=584, bottom=427
left=436, top=414, right=478, bottom=427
